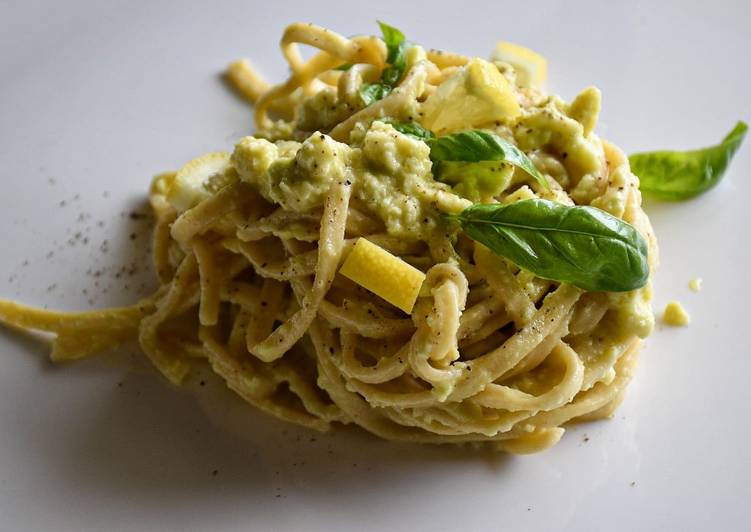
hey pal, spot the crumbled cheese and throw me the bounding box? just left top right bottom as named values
left=663, top=301, right=690, bottom=327
left=688, top=278, right=702, bottom=293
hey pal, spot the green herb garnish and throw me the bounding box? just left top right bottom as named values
left=428, top=130, right=549, bottom=190
left=449, top=199, right=649, bottom=292
left=359, top=21, right=409, bottom=106
left=380, top=123, right=542, bottom=198
left=383, top=120, right=435, bottom=141
left=629, top=121, right=747, bottom=200
left=359, top=83, right=394, bottom=106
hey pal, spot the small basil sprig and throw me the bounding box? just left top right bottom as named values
left=382, top=122, right=545, bottom=196
left=449, top=199, right=649, bottom=292
left=359, top=22, right=409, bottom=106
left=428, top=130, right=549, bottom=190
left=629, top=121, right=747, bottom=200
left=360, top=83, right=393, bottom=105
left=384, top=120, right=435, bottom=141
left=379, top=21, right=408, bottom=83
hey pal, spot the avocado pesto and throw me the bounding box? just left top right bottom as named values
left=232, top=71, right=649, bottom=291
left=234, top=121, right=469, bottom=239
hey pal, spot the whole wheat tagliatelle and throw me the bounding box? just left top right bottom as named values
left=0, top=22, right=657, bottom=454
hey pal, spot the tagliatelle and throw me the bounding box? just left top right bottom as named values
left=0, top=22, right=657, bottom=454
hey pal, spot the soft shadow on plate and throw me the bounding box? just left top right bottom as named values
left=0, top=187, right=509, bottom=520
left=2, top=328, right=512, bottom=511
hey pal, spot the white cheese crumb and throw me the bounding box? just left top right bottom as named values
left=663, top=301, right=690, bottom=327
left=688, top=277, right=702, bottom=293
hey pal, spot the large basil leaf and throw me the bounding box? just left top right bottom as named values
left=451, top=199, right=649, bottom=292
left=629, top=121, right=747, bottom=200
left=428, top=130, right=548, bottom=189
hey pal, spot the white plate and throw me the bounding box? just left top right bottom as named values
left=1, top=1, right=749, bottom=531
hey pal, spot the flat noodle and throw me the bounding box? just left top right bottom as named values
left=193, top=238, right=222, bottom=326
left=255, top=23, right=385, bottom=129
left=200, top=324, right=331, bottom=431
left=0, top=21, right=657, bottom=454
left=171, top=181, right=258, bottom=248
left=248, top=179, right=351, bottom=362
left=426, top=49, right=470, bottom=68
left=225, top=59, right=269, bottom=104
left=0, top=299, right=155, bottom=361
left=137, top=255, right=199, bottom=384
left=329, top=62, right=427, bottom=141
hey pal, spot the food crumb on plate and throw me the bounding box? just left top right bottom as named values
left=688, top=277, right=702, bottom=292
left=663, top=301, right=690, bottom=326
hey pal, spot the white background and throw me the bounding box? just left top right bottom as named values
left=1, top=1, right=750, bottom=530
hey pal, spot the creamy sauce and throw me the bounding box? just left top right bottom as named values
left=227, top=59, right=652, bottom=342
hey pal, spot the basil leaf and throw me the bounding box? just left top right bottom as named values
left=381, top=63, right=404, bottom=86
left=629, top=121, right=747, bottom=200
left=359, top=83, right=393, bottom=106
left=359, top=22, right=409, bottom=106
left=377, top=21, right=406, bottom=63
left=451, top=199, right=649, bottom=292
left=428, top=130, right=548, bottom=190
left=383, top=120, right=435, bottom=141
